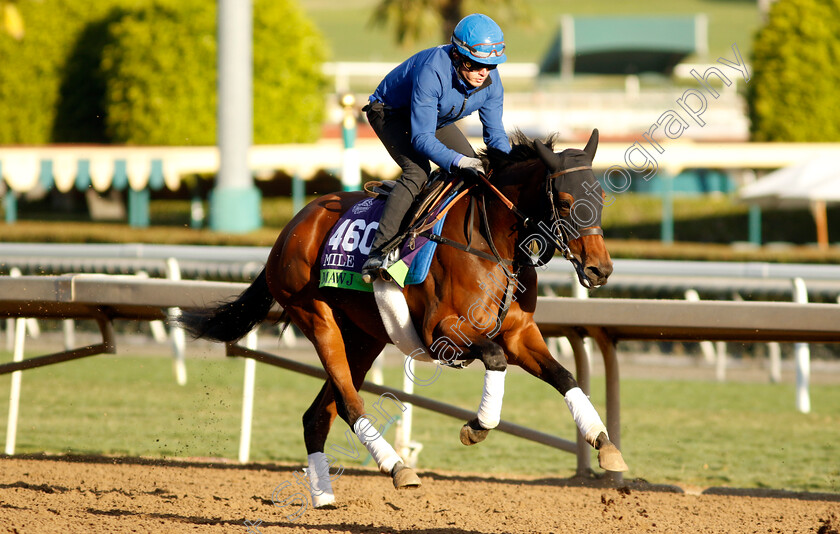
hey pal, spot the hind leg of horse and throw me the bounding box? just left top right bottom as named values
left=299, top=381, right=341, bottom=507
left=338, top=320, right=421, bottom=489
left=500, top=323, right=628, bottom=472
left=302, top=379, right=420, bottom=499
left=292, top=302, right=419, bottom=492
left=302, top=381, right=337, bottom=456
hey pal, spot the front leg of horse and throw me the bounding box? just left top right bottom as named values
left=594, top=432, right=627, bottom=473
left=564, top=386, right=628, bottom=472
left=459, top=341, right=507, bottom=446
left=502, top=324, right=628, bottom=472
left=301, top=381, right=341, bottom=508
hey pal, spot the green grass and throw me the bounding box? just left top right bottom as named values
left=301, top=0, right=762, bottom=64
left=1, top=353, right=837, bottom=493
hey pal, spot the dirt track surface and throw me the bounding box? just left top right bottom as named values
left=1, top=456, right=838, bottom=534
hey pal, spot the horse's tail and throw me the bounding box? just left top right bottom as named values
left=179, top=268, right=275, bottom=343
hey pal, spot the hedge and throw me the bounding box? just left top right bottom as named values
left=0, top=0, right=328, bottom=145
left=748, top=0, right=840, bottom=142
left=0, top=1, right=120, bottom=143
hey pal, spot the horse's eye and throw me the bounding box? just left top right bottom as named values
left=555, top=192, right=574, bottom=217
left=557, top=198, right=572, bottom=216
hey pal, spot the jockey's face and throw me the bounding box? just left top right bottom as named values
left=457, top=57, right=495, bottom=88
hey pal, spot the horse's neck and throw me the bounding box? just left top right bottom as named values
left=475, top=187, right=523, bottom=263
left=481, top=161, right=548, bottom=263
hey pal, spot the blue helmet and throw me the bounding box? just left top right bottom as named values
left=451, top=13, right=507, bottom=65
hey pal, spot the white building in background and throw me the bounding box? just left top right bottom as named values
left=324, top=61, right=750, bottom=144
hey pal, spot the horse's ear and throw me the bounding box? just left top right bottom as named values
left=534, top=140, right=562, bottom=172
left=583, top=129, right=599, bottom=160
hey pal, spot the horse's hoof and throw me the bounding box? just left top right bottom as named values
left=311, top=493, right=336, bottom=508
left=596, top=438, right=629, bottom=472
left=459, top=418, right=490, bottom=446
left=391, top=462, right=421, bottom=489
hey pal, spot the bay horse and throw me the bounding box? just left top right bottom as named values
left=181, top=129, right=627, bottom=507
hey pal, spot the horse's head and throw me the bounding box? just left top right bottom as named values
left=534, top=129, right=613, bottom=288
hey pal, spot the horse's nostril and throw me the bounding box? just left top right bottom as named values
left=587, top=265, right=612, bottom=284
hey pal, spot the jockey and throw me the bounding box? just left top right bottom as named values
left=361, top=13, right=512, bottom=283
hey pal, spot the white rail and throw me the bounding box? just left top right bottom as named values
left=4, top=242, right=840, bottom=282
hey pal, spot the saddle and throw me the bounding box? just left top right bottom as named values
left=363, top=170, right=462, bottom=253
left=319, top=170, right=473, bottom=292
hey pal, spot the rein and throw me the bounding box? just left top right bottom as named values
left=415, top=175, right=520, bottom=332
left=415, top=159, right=606, bottom=325
left=428, top=167, right=604, bottom=276
left=415, top=160, right=608, bottom=330
left=414, top=174, right=515, bottom=266
left=417, top=173, right=515, bottom=268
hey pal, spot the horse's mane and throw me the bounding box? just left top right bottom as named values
left=478, top=129, right=559, bottom=172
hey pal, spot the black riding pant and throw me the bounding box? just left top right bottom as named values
left=364, top=101, right=476, bottom=254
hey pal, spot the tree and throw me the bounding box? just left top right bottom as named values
left=0, top=1, right=121, bottom=144
left=748, top=0, right=840, bottom=142
left=0, top=0, right=327, bottom=145
left=1, top=0, right=23, bottom=40
left=369, top=0, right=530, bottom=47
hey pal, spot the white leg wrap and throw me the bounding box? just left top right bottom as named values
left=353, top=417, right=402, bottom=474
left=476, top=369, right=506, bottom=429
left=564, top=387, right=608, bottom=446
left=305, top=452, right=335, bottom=508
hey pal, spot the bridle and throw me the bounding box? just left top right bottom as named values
left=476, top=164, right=604, bottom=288
left=543, top=166, right=603, bottom=288
left=417, top=162, right=605, bottom=291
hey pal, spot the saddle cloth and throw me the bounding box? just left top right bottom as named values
left=318, top=193, right=456, bottom=292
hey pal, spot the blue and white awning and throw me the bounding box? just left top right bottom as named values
left=0, top=141, right=402, bottom=193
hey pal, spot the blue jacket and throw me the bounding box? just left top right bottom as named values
left=370, top=44, right=510, bottom=172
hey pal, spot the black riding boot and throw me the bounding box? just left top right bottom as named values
left=361, top=179, right=418, bottom=282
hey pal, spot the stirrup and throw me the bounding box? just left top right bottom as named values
left=361, top=249, right=397, bottom=284
left=361, top=255, right=385, bottom=284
